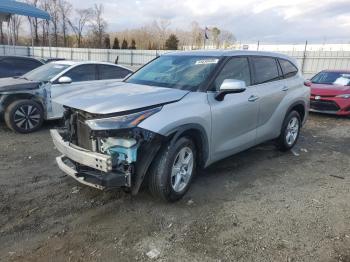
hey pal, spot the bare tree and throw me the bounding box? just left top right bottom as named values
left=48, top=0, right=60, bottom=46
left=58, top=0, right=71, bottom=47
left=26, top=0, right=40, bottom=45
left=68, top=8, right=93, bottom=47
left=0, top=22, right=5, bottom=44
left=10, top=15, right=22, bottom=44
left=90, top=4, right=107, bottom=48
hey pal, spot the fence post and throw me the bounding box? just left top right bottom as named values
left=88, top=48, right=91, bottom=60
left=41, top=47, right=44, bottom=58
left=70, top=48, right=73, bottom=60
left=131, top=50, right=133, bottom=66
left=301, top=40, right=308, bottom=74
left=3, top=45, right=5, bottom=56
left=27, top=45, right=30, bottom=57
left=107, top=49, right=110, bottom=62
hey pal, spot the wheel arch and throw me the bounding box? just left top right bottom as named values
left=165, top=123, right=210, bottom=169
left=2, top=93, right=44, bottom=113
left=286, top=100, right=306, bottom=124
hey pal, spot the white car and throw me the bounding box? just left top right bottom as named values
left=0, top=61, right=132, bottom=133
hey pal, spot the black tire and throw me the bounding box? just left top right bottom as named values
left=148, top=137, right=197, bottom=202
left=4, top=99, right=44, bottom=133
left=276, top=110, right=301, bottom=151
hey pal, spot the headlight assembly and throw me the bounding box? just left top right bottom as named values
left=335, top=94, right=350, bottom=99
left=85, top=107, right=161, bottom=130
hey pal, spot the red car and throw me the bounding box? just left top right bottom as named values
left=309, top=70, right=350, bottom=116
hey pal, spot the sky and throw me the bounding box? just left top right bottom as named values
left=69, top=0, right=350, bottom=43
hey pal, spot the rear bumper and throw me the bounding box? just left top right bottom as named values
left=310, top=96, right=350, bottom=116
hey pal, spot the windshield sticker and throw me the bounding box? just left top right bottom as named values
left=195, top=59, right=219, bottom=65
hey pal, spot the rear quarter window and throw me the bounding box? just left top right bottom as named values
left=279, top=59, right=298, bottom=78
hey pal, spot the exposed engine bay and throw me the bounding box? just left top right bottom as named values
left=55, top=107, right=164, bottom=194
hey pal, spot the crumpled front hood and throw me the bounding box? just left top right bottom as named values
left=0, top=77, right=40, bottom=93
left=311, top=83, right=350, bottom=96
left=53, top=82, right=190, bottom=115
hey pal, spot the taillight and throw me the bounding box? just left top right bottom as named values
left=304, top=80, right=312, bottom=87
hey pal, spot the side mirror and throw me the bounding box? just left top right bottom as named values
left=215, top=79, right=246, bottom=101
left=58, top=76, right=72, bottom=84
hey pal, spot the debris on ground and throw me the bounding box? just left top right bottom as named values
left=291, top=149, right=300, bottom=156
left=71, top=187, right=80, bottom=194
left=329, top=174, right=345, bottom=180
left=187, top=199, right=194, bottom=206
left=146, top=248, right=161, bottom=259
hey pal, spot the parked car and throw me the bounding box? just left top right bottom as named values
left=0, top=56, right=45, bottom=78
left=0, top=61, right=132, bottom=133
left=308, top=70, right=350, bottom=116
left=50, top=51, right=310, bottom=202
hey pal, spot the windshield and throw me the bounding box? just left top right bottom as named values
left=22, top=63, right=70, bottom=82
left=126, top=55, right=221, bottom=91
left=311, top=71, right=350, bottom=86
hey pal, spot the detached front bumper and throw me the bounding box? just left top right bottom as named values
left=51, top=129, right=130, bottom=190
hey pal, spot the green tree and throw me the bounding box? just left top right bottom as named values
left=121, top=39, right=128, bottom=49
left=104, top=34, right=111, bottom=49
left=165, top=34, right=179, bottom=50
left=129, top=39, right=136, bottom=49
left=112, top=37, right=120, bottom=49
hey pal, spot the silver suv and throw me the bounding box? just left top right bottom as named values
left=51, top=51, right=310, bottom=202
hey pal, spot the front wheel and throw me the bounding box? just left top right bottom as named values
left=276, top=110, right=301, bottom=151
left=148, top=137, right=197, bottom=202
left=4, top=99, right=44, bottom=133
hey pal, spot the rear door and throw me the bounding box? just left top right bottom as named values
left=250, top=56, right=287, bottom=142
left=48, top=64, right=98, bottom=119
left=208, top=56, right=259, bottom=162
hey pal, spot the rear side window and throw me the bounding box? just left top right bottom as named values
left=98, top=65, right=131, bottom=79
left=214, top=57, right=251, bottom=90
left=251, top=57, right=280, bottom=85
left=279, top=59, right=298, bottom=78
left=64, top=64, right=97, bottom=82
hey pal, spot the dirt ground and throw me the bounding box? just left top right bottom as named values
left=0, top=113, right=349, bottom=262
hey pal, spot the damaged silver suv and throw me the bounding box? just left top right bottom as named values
left=51, top=51, right=310, bottom=202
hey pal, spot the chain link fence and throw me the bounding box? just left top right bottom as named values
left=1, top=45, right=350, bottom=78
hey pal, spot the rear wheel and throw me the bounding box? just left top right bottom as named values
left=276, top=110, right=301, bottom=151
left=4, top=99, right=44, bottom=133
left=148, top=137, right=196, bottom=202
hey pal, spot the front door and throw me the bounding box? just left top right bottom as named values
left=208, top=57, right=259, bottom=163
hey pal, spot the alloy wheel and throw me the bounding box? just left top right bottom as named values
left=171, top=146, right=194, bottom=193
left=13, top=104, right=41, bottom=131
left=285, top=116, right=299, bottom=146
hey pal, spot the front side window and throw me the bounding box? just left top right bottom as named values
left=126, top=55, right=221, bottom=91
left=251, top=57, right=280, bottom=85
left=64, top=64, right=97, bottom=82
left=214, top=57, right=251, bottom=90
left=311, top=71, right=350, bottom=86
left=279, top=59, right=298, bottom=78
left=22, top=63, right=70, bottom=82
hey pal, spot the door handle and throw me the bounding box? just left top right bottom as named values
left=282, top=86, right=289, bottom=91
left=248, top=95, right=259, bottom=102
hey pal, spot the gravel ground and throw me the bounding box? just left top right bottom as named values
left=0, top=113, right=349, bottom=262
